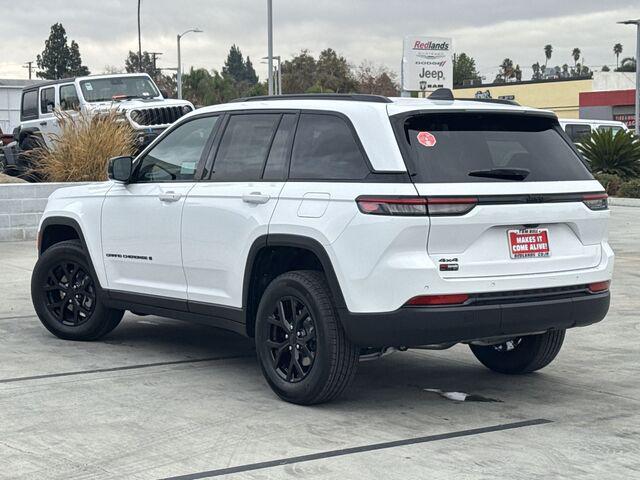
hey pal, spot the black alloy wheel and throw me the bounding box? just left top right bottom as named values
left=266, top=296, right=317, bottom=383
left=43, top=260, right=96, bottom=327
left=32, top=240, right=124, bottom=341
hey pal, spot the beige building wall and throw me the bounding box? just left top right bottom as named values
left=453, top=79, right=593, bottom=119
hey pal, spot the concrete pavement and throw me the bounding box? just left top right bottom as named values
left=0, top=207, right=638, bottom=479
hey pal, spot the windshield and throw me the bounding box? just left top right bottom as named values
left=397, top=112, right=593, bottom=183
left=79, top=76, right=160, bottom=102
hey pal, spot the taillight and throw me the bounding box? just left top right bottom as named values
left=583, top=193, right=608, bottom=211
left=405, top=294, right=470, bottom=306
left=356, top=196, right=427, bottom=216
left=356, top=196, right=477, bottom=216
left=426, top=197, right=477, bottom=216
left=588, top=281, right=610, bottom=293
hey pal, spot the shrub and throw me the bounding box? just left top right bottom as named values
left=618, top=179, right=640, bottom=198
left=576, top=129, right=640, bottom=179
left=593, top=173, right=623, bottom=196
left=29, top=110, right=136, bottom=182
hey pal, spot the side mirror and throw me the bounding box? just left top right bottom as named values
left=108, top=156, right=133, bottom=183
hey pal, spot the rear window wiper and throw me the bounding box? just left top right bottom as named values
left=468, top=168, right=530, bottom=181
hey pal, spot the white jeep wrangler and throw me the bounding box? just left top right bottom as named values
left=3, top=73, right=193, bottom=176
left=31, top=91, right=614, bottom=404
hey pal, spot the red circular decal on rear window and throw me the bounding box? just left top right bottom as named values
left=416, top=131, right=437, bottom=147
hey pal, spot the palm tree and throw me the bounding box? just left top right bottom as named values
left=544, top=44, right=553, bottom=68
left=500, top=58, right=515, bottom=81
left=572, top=48, right=581, bottom=68
left=531, top=62, right=541, bottom=80
left=613, top=43, right=623, bottom=69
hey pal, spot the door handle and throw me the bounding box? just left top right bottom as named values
left=242, top=192, right=270, bottom=204
left=158, top=191, right=182, bottom=202
left=39, top=121, right=47, bottom=126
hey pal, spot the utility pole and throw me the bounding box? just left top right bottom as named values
left=149, top=52, right=163, bottom=75
left=137, top=0, right=143, bottom=72
left=618, top=19, right=640, bottom=135
left=23, top=61, right=33, bottom=79
left=267, top=0, right=274, bottom=95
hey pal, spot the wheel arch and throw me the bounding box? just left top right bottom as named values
left=242, top=234, right=347, bottom=337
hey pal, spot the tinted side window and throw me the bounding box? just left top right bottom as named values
left=212, top=114, right=280, bottom=181
left=290, top=114, right=369, bottom=180
left=135, top=116, right=218, bottom=183
left=40, top=87, right=55, bottom=114
left=21, top=90, right=38, bottom=120
left=263, top=114, right=297, bottom=180
left=59, top=85, right=80, bottom=111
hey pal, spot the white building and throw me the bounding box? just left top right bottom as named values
left=0, top=79, right=40, bottom=134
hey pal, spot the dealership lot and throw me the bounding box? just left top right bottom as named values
left=0, top=206, right=638, bottom=480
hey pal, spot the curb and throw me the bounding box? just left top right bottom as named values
left=610, top=197, right=640, bottom=208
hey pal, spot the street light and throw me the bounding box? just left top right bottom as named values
left=618, top=19, right=640, bottom=135
left=267, top=0, right=274, bottom=96
left=177, top=28, right=203, bottom=100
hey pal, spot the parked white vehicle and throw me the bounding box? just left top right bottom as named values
left=2, top=73, right=193, bottom=176
left=32, top=91, right=613, bottom=404
left=559, top=118, right=629, bottom=143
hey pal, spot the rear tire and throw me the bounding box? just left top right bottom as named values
left=31, top=240, right=124, bottom=341
left=255, top=270, right=359, bottom=405
left=469, top=330, right=565, bottom=374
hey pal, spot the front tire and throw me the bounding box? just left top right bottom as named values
left=255, top=270, right=359, bottom=405
left=469, top=330, right=566, bottom=374
left=31, top=240, right=124, bottom=341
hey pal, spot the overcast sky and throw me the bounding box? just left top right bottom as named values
left=1, top=0, right=638, bottom=83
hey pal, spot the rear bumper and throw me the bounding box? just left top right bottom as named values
left=339, top=289, right=610, bottom=347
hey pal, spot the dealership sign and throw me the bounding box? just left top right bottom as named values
left=402, top=36, right=453, bottom=92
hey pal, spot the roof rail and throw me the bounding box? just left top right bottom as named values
left=230, top=93, right=393, bottom=104
left=458, top=97, right=521, bottom=106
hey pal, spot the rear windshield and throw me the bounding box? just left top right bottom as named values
left=398, top=113, right=593, bottom=183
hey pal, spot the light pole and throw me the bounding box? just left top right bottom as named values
left=267, top=0, right=274, bottom=95
left=177, top=28, right=203, bottom=100
left=618, top=19, right=640, bottom=135
left=262, top=55, right=281, bottom=95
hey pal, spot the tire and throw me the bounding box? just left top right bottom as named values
left=31, top=240, right=124, bottom=341
left=255, top=270, right=359, bottom=405
left=469, top=330, right=566, bottom=374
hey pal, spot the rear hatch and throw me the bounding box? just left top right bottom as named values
left=392, top=110, right=607, bottom=279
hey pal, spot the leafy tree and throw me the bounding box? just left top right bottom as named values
left=355, top=61, right=399, bottom=96
left=453, top=53, right=479, bottom=86
left=124, top=51, right=175, bottom=97
left=222, top=45, right=258, bottom=84
left=222, top=45, right=246, bottom=82
left=282, top=50, right=317, bottom=93
left=36, top=23, right=90, bottom=79
left=315, top=48, right=357, bottom=93
left=244, top=57, right=258, bottom=84
left=125, top=50, right=158, bottom=76
left=572, top=48, right=581, bottom=68
left=577, top=129, right=640, bottom=179
left=68, top=41, right=90, bottom=76
left=601, top=65, right=611, bottom=72
left=514, top=64, right=522, bottom=82
left=544, top=44, right=553, bottom=68
left=613, top=43, right=623, bottom=69
left=562, top=64, right=570, bottom=77
left=616, top=57, right=636, bottom=72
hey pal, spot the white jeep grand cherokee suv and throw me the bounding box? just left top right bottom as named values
left=31, top=91, right=614, bottom=405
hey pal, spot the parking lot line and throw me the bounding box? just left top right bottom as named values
left=161, top=418, right=552, bottom=480
left=0, top=354, right=253, bottom=384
